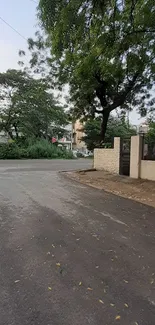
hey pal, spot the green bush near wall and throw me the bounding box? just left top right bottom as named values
left=0, top=140, right=74, bottom=159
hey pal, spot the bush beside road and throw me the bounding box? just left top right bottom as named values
left=0, top=140, right=74, bottom=160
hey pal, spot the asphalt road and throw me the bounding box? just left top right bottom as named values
left=0, top=159, right=155, bottom=325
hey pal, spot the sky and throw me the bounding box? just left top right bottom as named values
left=0, top=0, right=37, bottom=71
left=0, top=0, right=144, bottom=125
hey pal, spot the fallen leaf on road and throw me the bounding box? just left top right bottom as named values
left=52, top=244, right=55, bottom=248
left=150, top=279, right=154, bottom=284
left=110, top=303, right=115, bottom=307
left=76, top=238, right=80, bottom=241
left=135, top=322, right=139, bottom=325
left=115, top=315, right=121, bottom=320
left=96, top=266, right=99, bottom=269
left=47, top=252, right=51, bottom=255
left=123, top=280, right=128, bottom=283
left=48, top=287, right=52, bottom=291
left=124, top=303, right=129, bottom=308
left=99, top=299, right=104, bottom=304
left=87, top=287, right=93, bottom=291
left=104, top=289, right=107, bottom=293
left=14, top=280, right=20, bottom=283
left=79, top=282, right=82, bottom=286
left=56, top=263, right=61, bottom=267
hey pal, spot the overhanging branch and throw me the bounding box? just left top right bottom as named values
left=109, top=71, right=139, bottom=111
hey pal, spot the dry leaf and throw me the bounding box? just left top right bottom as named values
left=96, top=266, right=99, bottom=269
left=48, top=287, right=52, bottom=291
left=110, top=303, right=115, bottom=307
left=124, top=303, right=129, bottom=308
left=135, top=322, right=139, bottom=325
left=52, top=244, right=55, bottom=248
left=79, top=282, right=82, bottom=286
left=76, top=238, right=80, bottom=241
left=104, top=289, right=107, bottom=293
left=99, top=299, right=104, bottom=304
left=56, top=263, right=61, bottom=267
left=87, top=287, right=93, bottom=291
left=47, top=252, right=50, bottom=255
left=150, top=279, right=154, bottom=284
left=14, top=280, right=20, bottom=283
left=123, top=280, right=128, bottom=283
left=115, top=315, right=121, bottom=320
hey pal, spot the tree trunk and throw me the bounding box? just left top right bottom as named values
left=7, top=130, right=14, bottom=140
left=100, top=110, right=110, bottom=141
left=13, top=124, right=19, bottom=139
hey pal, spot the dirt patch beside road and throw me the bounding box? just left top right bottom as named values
left=66, top=169, right=155, bottom=208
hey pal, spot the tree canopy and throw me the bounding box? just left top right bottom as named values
left=38, top=0, right=155, bottom=139
left=0, top=69, right=67, bottom=141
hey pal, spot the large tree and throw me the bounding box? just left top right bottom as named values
left=38, top=0, right=155, bottom=140
left=0, top=69, right=67, bottom=140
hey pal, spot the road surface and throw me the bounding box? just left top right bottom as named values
left=0, top=159, right=155, bottom=325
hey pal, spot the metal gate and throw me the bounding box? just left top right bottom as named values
left=119, top=138, right=131, bottom=176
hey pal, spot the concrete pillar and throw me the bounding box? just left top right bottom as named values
left=130, top=135, right=143, bottom=178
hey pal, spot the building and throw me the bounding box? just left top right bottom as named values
left=72, top=120, right=87, bottom=152
left=58, top=121, right=87, bottom=152
left=58, top=124, right=73, bottom=150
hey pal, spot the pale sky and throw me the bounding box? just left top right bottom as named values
left=0, top=0, right=143, bottom=125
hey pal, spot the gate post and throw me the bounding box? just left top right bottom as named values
left=130, top=135, right=143, bottom=178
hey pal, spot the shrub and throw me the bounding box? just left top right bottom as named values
left=0, top=143, right=21, bottom=159
left=0, top=140, right=74, bottom=159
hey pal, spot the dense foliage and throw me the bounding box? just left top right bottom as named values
left=0, top=68, right=73, bottom=159
left=38, top=0, right=155, bottom=139
left=0, top=140, right=73, bottom=160
left=0, top=69, right=67, bottom=141
left=146, top=121, right=155, bottom=147
left=82, top=115, right=137, bottom=150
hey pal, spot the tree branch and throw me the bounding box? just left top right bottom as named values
left=109, top=71, right=139, bottom=111
left=126, top=28, right=155, bottom=36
